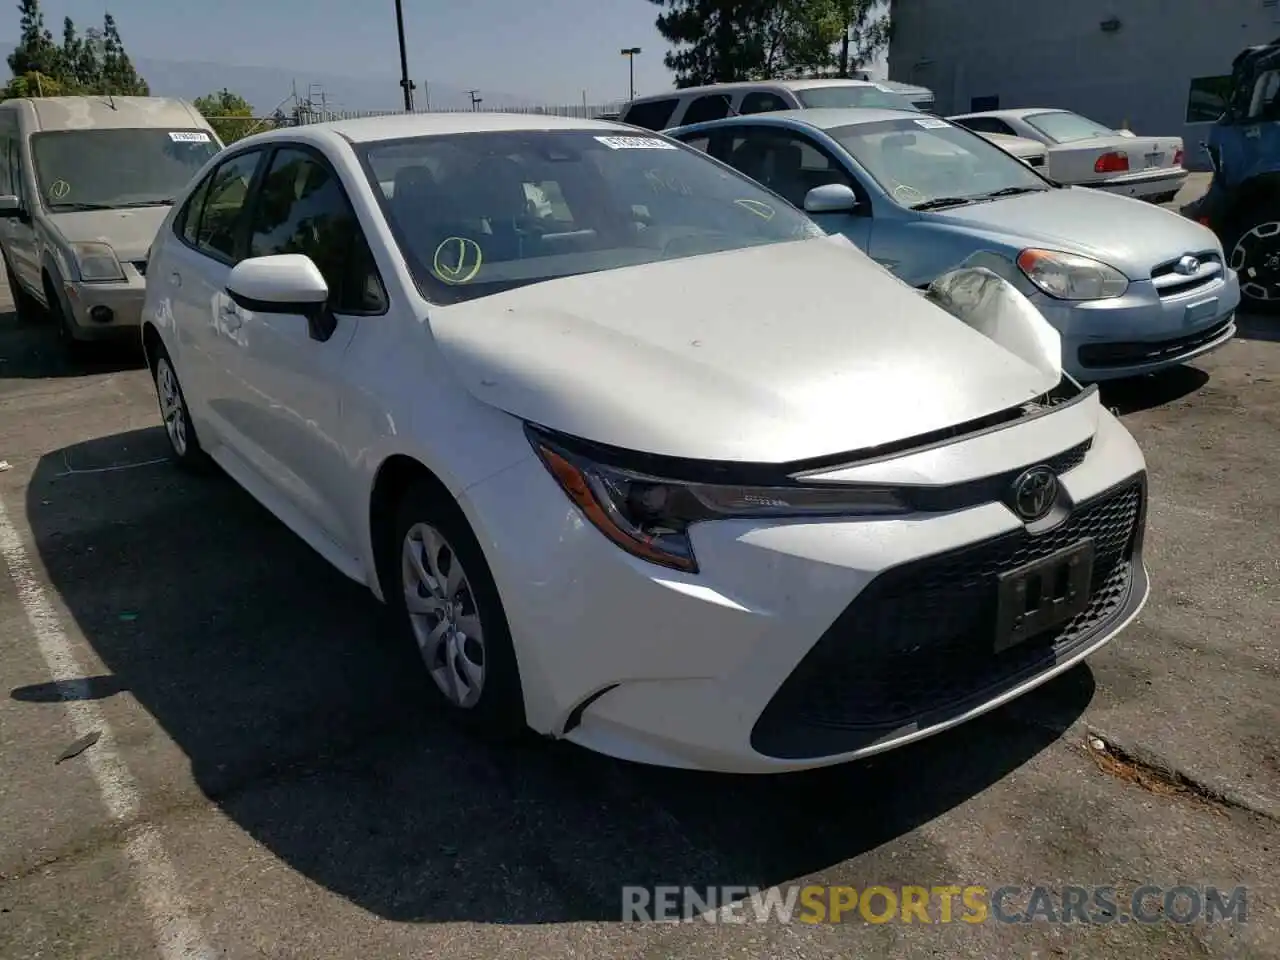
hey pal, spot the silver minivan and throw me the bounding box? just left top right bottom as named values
left=0, top=96, right=221, bottom=352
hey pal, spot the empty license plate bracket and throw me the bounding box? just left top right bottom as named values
left=994, top=540, right=1095, bottom=654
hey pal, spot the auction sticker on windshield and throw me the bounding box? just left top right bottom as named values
left=913, top=117, right=951, bottom=129
left=595, top=136, right=677, bottom=150
left=169, top=131, right=211, bottom=142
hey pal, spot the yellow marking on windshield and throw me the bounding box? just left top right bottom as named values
left=432, top=237, right=483, bottom=284
left=734, top=198, right=776, bottom=220
left=48, top=179, right=71, bottom=201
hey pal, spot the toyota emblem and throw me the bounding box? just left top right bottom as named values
left=1010, top=466, right=1058, bottom=522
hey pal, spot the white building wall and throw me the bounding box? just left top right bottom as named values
left=887, top=0, right=1280, bottom=169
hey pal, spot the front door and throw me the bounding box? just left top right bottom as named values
left=223, top=144, right=389, bottom=550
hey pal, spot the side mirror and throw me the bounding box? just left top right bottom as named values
left=226, top=254, right=336, bottom=342
left=803, top=183, right=861, bottom=215
left=0, top=194, right=24, bottom=219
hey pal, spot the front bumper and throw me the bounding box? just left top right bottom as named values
left=461, top=401, right=1149, bottom=773
left=1033, top=271, right=1240, bottom=381
left=62, top=265, right=146, bottom=340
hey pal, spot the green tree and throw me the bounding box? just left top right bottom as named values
left=7, top=0, right=61, bottom=80
left=649, top=0, right=846, bottom=86
left=194, top=88, right=258, bottom=143
left=73, top=25, right=103, bottom=90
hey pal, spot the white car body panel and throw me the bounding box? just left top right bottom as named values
left=141, top=112, right=1152, bottom=773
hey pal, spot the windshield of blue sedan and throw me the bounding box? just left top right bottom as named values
left=31, top=129, right=219, bottom=210
left=828, top=118, right=1050, bottom=209
left=1023, top=111, right=1117, bottom=143
left=360, top=130, right=824, bottom=305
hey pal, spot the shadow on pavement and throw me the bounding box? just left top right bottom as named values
left=24, top=426, right=1095, bottom=923
left=1098, top=364, right=1210, bottom=416
left=0, top=307, right=145, bottom=380
left=1236, top=312, right=1280, bottom=343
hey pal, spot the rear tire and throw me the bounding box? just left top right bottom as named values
left=150, top=342, right=212, bottom=473
left=1224, top=201, right=1280, bottom=314
left=387, top=480, right=527, bottom=739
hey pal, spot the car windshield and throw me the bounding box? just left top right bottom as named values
left=1023, top=111, right=1117, bottom=143
left=796, top=85, right=920, bottom=111
left=360, top=129, right=824, bottom=305
left=828, top=117, right=1050, bottom=209
left=31, top=128, right=219, bottom=211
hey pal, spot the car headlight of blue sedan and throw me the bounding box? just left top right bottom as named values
left=1017, top=248, right=1129, bottom=300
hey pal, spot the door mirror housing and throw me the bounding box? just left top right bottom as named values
left=0, top=194, right=24, bottom=219
left=226, top=254, right=337, bottom=341
left=803, top=183, right=861, bottom=215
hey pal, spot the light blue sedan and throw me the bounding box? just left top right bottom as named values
left=667, top=108, right=1240, bottom=381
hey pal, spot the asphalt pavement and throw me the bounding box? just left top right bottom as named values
left=0, top=208, right=1277, bottom=957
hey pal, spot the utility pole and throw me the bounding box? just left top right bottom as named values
left=468, top=89, right=482, bottom=111
left=394, top=0, right=415, bottom=111
left=620, top=47, right=641, bottom=101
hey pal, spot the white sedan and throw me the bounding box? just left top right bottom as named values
left=141, top=113, right=1150, bottom=773
left=950, top=109, right=1187, bottom=203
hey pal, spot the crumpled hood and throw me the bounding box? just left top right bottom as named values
left=430, top=238, right=1058, bottom=463
left=46, top=206, right=170, bottom=261
left=926, top=186, right=1222, bottom=279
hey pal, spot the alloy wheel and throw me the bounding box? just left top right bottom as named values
left=155, top=358, right=189, bottom=457
left=401, top=521, right=486, bottom=708
left=1230, top=220, right=1280, bottom=303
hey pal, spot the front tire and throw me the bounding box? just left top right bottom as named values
left=388, top=481, right=526, bottom=738
left=150, top=343, right=212, bottom=472
left=1225, top=201, right=1280, bottom=313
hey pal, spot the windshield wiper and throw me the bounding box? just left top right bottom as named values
left=47, top=201, right=115, bottom=211
left=977, top=186, right=1049, bottom=199
left=114, top=199, right=175, bottom=208
left=910, top=196, right=976, bottom=211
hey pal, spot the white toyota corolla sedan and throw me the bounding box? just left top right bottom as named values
left=141, top=113, right=1151, bottom=773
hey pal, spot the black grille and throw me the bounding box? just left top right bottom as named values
left=751, top=475, right=1146, bottom=759
left=1078, top=318, right=1233, bottom=369
left=1151, top=252, right=1221, bottom=299
left=904, top=438, right=1090, bottom=513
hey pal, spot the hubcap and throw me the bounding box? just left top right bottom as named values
left=1229, top=220, right=1280, bottom=301
left=155, top=359, right=188, bottom=456
left=401, top=522, right=485, bottom=708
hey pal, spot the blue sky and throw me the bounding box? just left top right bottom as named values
left=19, top=0, right=888, bottom=110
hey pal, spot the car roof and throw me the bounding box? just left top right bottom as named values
left=951, top=108, right=1066, bottom=121
left=243, top=111, right=630, bottom=146
left=627, top=78, right=884, bottom=103
left=670, top=106, right=931, bottom=134
left=18, top=95, right=203, bottom=131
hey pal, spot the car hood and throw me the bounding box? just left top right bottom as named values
left=46, top=206, right=170, bottom=261
left=430, top=238, right=1058, bottom=463
left=925, top=186, right=1221, bottom=279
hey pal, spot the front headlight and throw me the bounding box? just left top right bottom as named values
left=527, top=426, right=909, bottom=573
left=1017, top=248, right=1128, bottom=300
left=71, top=241, right=125, bottom=282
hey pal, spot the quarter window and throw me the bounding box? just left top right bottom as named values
left=1186, top=75, right=1234, bottom=123
left=621, top=98, right=679, bottom=131
left=247, top=147, right=386, bottom=314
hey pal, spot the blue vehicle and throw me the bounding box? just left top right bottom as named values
left=668, top=108, right=1239, bottom=382
left=1197, top=37, right=1280, bottom=310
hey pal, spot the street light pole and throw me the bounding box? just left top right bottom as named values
left=394, top=0, right=415, bottom=111
left=620, top=47, right=641, bottom=101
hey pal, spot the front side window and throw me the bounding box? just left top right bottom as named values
left=248, top=147, right=386, bottom=313
left=796, top=85, right=919, bottom=111
left=1246, top=68, right=1280, bottom=121
left=361, top=130, right=822, bottom=306
left=30, top=128, right=219, bottom=211
left=828, top=118, right=1048, bottom=209
left=191, top=150, right=263, bottom=262
left=1022, top=111, right=1116, bottom=143
left=721, top=128, right=855, bottom=208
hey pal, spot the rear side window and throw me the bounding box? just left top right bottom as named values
left=621, top=98, right=679, bottom=131
left=740, top=92, right=790, bottom=115
left=177, top=149, right=264, bottom=263
left=681, top=94, right=732, bottom=125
